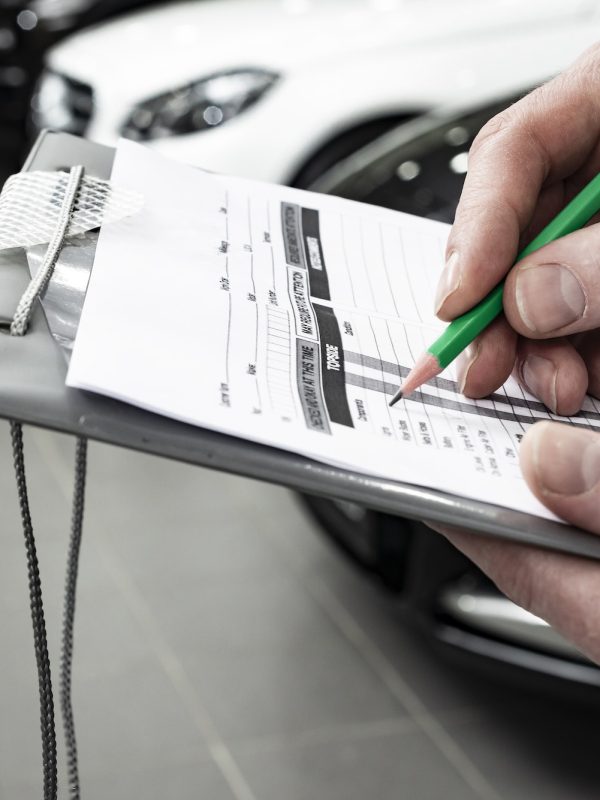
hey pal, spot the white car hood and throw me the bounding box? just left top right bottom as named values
left=48, top=0, right=596, bottom=98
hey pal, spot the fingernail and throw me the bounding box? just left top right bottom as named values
left=520, top=355, right=557, bottom=413
left=435, top=251, right=461, bottom=314
left=532, top=424, right=600, bottom=495
left=515, top=264, right=586, bottom=333
left=456, top=342, right=479, bottom=393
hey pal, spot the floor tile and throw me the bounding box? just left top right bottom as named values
left=236, top=729, right=482, bottom=800
left=5, top=758, right=238, bottom=800
left=262, top=495, right=521, bottom=719
left=73, top=659, right=212, bottom=778
left=133, top=564, right=408, bottom=742
left=182, top=638, right=406, bottom=744
left=85, top=759, right=239, bottom=800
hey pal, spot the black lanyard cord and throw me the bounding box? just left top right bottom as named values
left=10, top=423, right=88, bottom=800
left=60, top=436, right=87, bottom=800
left=10, top=420, right=58, bottom=800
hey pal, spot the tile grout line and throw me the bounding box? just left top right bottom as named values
left=260, top=515, right=504, bottom=800
left=30, top=431, right=260, bottom=800
left=233, top=718, right=419, bottom=759
left=231, top=707, right=483, bottom=758
left=309, top=578, right=503, bottom=800
left=96, top=542, right=259, bottom=800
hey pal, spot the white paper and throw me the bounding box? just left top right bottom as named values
left=67, top=140, right=600, bottom=520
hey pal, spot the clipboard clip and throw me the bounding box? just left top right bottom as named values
left=0, top=167, right=143, bottom=337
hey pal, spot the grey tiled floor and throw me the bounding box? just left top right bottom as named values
left=0, top=425, right=599, bottom=799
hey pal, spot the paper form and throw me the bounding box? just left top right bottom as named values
left=67, top=140, right=600, bottom=520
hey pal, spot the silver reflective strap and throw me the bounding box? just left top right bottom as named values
left=10, top=166, right=84, bottom=337
left=0, top=169, right=143, bottom=251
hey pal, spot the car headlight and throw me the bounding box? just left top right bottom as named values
left=30, top=70, right=94, bottom=135
left=121, top=69, right=279, bottom=141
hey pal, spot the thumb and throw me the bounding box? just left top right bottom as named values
left=503, top=223, right=600, bottom=339
left=520, top=421, right=600, bottom=532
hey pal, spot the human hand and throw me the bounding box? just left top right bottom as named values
left=437, top=44, right=600, bottom=411
left=435, top=421, right=600, bottom=663
left=432, top=45, right=600, bottom=662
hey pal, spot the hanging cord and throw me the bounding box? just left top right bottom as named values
left=60, top=437, right=87, bottom=800
left=8, top=164, right=86, bottom=800
left=10, top=429, right=88, bottom=800
left=10, top=421, right=58, bottom=800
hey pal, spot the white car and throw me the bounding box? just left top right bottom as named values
left=32, top=0, right=600, bottom=185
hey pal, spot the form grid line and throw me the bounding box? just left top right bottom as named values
left=265, top=306, right=297, bottom=419
left=377, top=223, right=401, bottom=319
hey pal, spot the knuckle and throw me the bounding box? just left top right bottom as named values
left=470, top=111, right=512, bottom=158
left=470, top=91, right=551, bottom=177
left=470, top=85, right=545, bottom=154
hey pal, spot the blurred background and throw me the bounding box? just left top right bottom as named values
left=2, top=1, right=600, bottom=798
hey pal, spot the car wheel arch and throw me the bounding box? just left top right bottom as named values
left=288, top=110, right=427, bottom=189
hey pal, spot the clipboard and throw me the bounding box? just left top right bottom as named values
left=2, top=129, right=600, bottom=561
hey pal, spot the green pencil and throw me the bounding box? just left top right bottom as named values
left=389, top=171, right=600, bottom=406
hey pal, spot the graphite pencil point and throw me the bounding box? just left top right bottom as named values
left=389, top=352, right=443, bottom=404
left=388, top=389, right=403, bottom=407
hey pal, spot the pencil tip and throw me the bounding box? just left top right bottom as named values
left=389, top=389, right=403, bottom=407
left=389, top=353, right=442, bottom=407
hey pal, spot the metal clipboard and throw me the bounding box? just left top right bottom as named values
left=1, top=129, right=599, bottom=560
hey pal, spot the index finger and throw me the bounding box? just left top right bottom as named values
left=436, top=44, right=600, bottom=322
